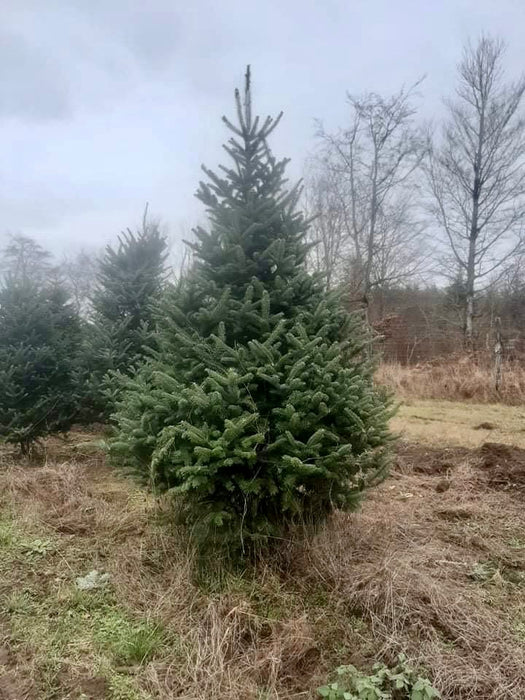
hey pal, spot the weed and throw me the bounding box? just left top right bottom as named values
left=3, top=589, right=38, bottom=615
left=318, top=655, right=440, bottom=699
left=469, top=561, right=501, bottom=584
left=94, top=611, right=165, bottom=665
left=0, top=521, right=15, bottom=548
left=107, top=672, right=149, bottom=700
left=20, top=537, right=55, bottom=557
left=469, top=560, right=525, bottom=587
left=76, top=569, right=111, bottom=590
left=514, top=621, right=525, bottom=642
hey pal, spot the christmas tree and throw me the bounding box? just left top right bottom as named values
left=78, top=213, right=168, bottom=421
left=0, top=275, right=81, bottom=453
left=111, top=68, right=393, bottom=556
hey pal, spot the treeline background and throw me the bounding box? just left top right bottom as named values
left=4, top=34, right=525, bottom=372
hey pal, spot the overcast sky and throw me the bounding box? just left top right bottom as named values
left=2, top=0, right=525, bottom=259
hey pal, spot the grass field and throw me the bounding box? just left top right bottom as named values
left=1, top=401, right=525, bottom=699
left=393, top=399, right=525, bottom=448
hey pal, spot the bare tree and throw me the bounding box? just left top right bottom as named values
left=428, top=35, right=525, bottom=349
left=60, top=249, right=99, bottom=316
left=303, top=163, right=346, bottom=289
left=313, top=83, right=428, bottom=319
left=1, top=233, right=53, bottom=284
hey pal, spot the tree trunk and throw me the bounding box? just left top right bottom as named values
left=465, top=164, right=481, bottom=351
left=494, top=316, right=503, bottom=392
left=362, top=151, right=379, bottom=326
left=464, top=287, right=475, bottom=351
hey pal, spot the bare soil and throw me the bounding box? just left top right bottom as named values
left=0, top=642, right=30, bottom=700
left=394, top=442, right=471, bottom=475
left=478, top=442, right=525, bottom=490
left=396, top=439, right=525, bottom=492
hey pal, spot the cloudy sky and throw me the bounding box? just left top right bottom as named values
left=2, top=0, right=525, bottom=258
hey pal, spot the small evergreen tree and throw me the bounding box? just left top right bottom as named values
left=0, top=274, right=81, bottom=453
left=111, top=68, right=393, bottom=557
left=78, top=211, right=168, bottom=421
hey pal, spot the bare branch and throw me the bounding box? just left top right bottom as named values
left=311, top=83, right=428, bottom=310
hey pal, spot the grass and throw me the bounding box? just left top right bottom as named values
left=1, top=423, right=525, bottom=698
left=0, top=512, right=163, bottom=699
left=392, top=399, right=525, bottom=448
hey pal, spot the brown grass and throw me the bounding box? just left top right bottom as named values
left=377, top=358, right=525, bottom=405
left=299, top=453, right=525, bottom=699
left=1, top=432, right=525, bottom=698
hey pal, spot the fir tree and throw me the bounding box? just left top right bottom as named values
left=78, top=211, right=168, bottom=421
left=0, top=274, right=81, bottom=453
left=111, top=68, right=393, bottom=557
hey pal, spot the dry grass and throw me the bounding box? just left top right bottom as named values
left=0, top=436, right=354, bottom=700
left=299, top=450, right=525, bottom=699
left=377, top=358, right=525, bottom=405
left=391, top=399, right=525, bottom=449
left=1, top=430, right=525, bottom=698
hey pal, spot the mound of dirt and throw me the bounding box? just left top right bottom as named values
left=474, top=421, right=497, bottom=430
left=478, top=442, right=525, bottom=490
left=395, top=440, right=525, bottom=492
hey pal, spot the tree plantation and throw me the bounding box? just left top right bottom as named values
left=0, top=68, right=393, bottom=560
left=3, top=18, right=525, bottom=700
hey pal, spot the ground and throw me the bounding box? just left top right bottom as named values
left=1, top=400, right=525, bottom=699
left=393, top=399, right=525, bottom=448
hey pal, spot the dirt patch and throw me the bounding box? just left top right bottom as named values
left=478, top=442, right=525, bottom=490
left=435, top=479, right=451, bottom=493
left=75, top=675, right=110, bottom=699
left=395, top=440, right=525, bottom=493
left=395, top=441, right=470, bottom=475
left=435, top=505, right=475, bottom=521
left=0, top=620, right=33, bottom=700
left=0, top=673, right=30, bottom=700
left=474, top=421, right=497, bottom=430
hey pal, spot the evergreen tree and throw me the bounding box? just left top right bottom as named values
left=111, top=68, right=393, bottom=557
left=78, top=212, right=168, bottom=421
left=0, top=274, right=81, bottom=453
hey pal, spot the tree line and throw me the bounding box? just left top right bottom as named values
left=305, top=34, right=525, bottom=355
left=4, top=34, right=524, bottom=379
